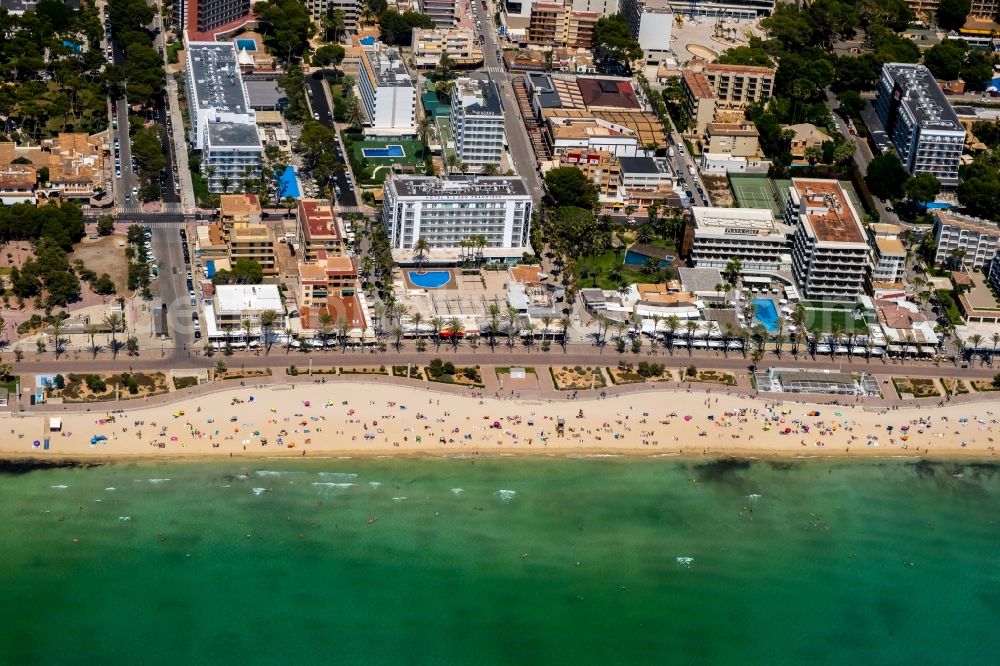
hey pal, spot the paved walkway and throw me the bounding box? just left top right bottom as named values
left=11, top=361, right=1000, bottom=418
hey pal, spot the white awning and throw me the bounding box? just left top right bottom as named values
left=49, top=417, right=62, bottom=431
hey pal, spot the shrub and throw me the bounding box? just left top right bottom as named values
left=573, top=365, right=584, bottom=373
left=428, top=358, right=445, bottom=378
left=992, top=373, right=1000, bottom=389
left=463, top=367, right=478, bottom=381
left=685, top=365, right=697, bottom=378
left=84, top=374, right=107, bottom=393
left=443, top=361, right=455, bottom=375
left=637, top=362, right=664, bottom=378
left=54, top=374, right=65, bottom=389
left=288, top=365, right=299, bottom=376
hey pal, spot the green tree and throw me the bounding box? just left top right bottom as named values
left=714, top=44, right=773, bottom=67
left=904, top=173, right=941, bottom=206
left=313, top=44, right=345, bottom=66
left=761, top=3, right=815, bottom=51
left=836, top=90, right=864, bottom=119
left=923, top=39, right=969, bottom=81
left=936, top=0, right=971, bottom=31
left=865, top=152, right=909, bottom=200
left=96, top=215, right=115, bottom=236
left=378, top=10, right=435, bottom=46
left=591, top=14, right=642, bottom=74
left=254, top=0, right=315, bottom=64
left=957, top=161, right=1000, bottom=220
left=544, top=166, right=599, bottom=210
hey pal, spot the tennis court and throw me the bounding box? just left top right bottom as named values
left=729, top=175, right=782, bottom=215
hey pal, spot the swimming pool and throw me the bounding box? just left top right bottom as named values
left=363, top=145, right=406, bottom=158
left=753, top=298, right=779, bottom=334
left=275, top=166, right=300, bottom=199
left=408, top=270, right=451, bottom=289
left=624, top=249, right=673, bottom=268
left=235, top=39, right=257, bottom=51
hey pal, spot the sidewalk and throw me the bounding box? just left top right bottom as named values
left=164, top=73, right=195, bottom=212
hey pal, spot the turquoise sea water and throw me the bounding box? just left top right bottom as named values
left=1, top=458, right=998, bottom=665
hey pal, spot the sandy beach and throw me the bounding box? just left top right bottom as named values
left=3, top=381, right=1000, bottom=461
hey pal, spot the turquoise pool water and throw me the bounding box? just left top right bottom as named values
left=624, top=249, right=673, bottom=268
left=363, top=145, right=405, bottom=158
left=235, top=39, right=257, bottom=51
left=275, top=166, right=300, bottom=199
left=408, top=270, right=451, bottom=288
left=753, top=298, right=779, bottom=333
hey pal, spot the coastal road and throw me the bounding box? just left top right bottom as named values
left=9, top=347, right=990, bottom=380
left=473, top=1, right=545, bottom=204
left=668, top=132, right=709, bottom=207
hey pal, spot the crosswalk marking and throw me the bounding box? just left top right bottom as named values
left=485, top=66, right=505, bottom=74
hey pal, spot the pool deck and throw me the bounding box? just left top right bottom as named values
left=404, top=269, right=457, bottom=290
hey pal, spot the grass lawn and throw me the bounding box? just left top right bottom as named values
left=804, top=307, right=871, bottom=334
left=345, top=136, right=431, bottom=185
left=575, top=249, right=649, bottom=289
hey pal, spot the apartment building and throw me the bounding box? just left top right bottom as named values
left=419, top=0, right=457, bottom=26
left=186, top=42, right=261, bottom=192
left=451, top=77, right=505, bottom=171
left=684, top=206, right=794, bottom=274
left=704, top=122, right=760, bottom=157
left=663, top=0, right=775, bottom=18
left=559, top=151, right=621, bottom=198
left=229, top=223, right=277, bottom=275
left=702, top=62, right=775, bottom=106
left=205, top=284, right=285, bottom=342
left=867, top=223, right=906, bottom=288
left=297, top=254, right=369, bottom=333
left=786, top=178, right=871, bottom=301
left=219, top=193, right=262, bottom=231
left=621, top=0, right=674, bottom=64
left=411, top=27, right=483, bottom=68
left=527, top=1, right=598, bottom=49
left=191, top=0, right=251, bottom=34
left=933, top=209, right=1000, bottom=269
left=381, top=174, right=533, bottom=262
left=297, top=199, right=347, bottom=261
left=682, top=70, right=717, bottom=136
left=304, top=0, right=361, bottom=34
left=874, top=63, right=965, bottom=187
left=357, top=43, right=417, bottom=136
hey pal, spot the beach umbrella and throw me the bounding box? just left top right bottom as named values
left=684, top=415, right=692, bottom=421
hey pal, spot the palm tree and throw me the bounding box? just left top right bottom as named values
left=430, top=316, right=445, bottom=349
left=50, top=318, right=64, bottom=358
left=558, top=316, right=571, bottom=350
left=968, top=333, right=984, bottom=364
left=104, top=313, right=124, bottom=358
left=417, top=117, right=432, bottom=150
left=410, top=312, right=423, bottom=341
left=337, top=316, right=351, bottom=351
left=540, top=315, right=553, bottom=341
left=704, top=320, right=719, bottom=348
left=750, top=347, right=764, bottom=370
left=85, top=324, right=100, bottom=359
left=242, top=317, right=254, bottom=349
left=665, top=315, right=679, bottom=354
left=318, top=311, right=334, bottom=349
left=503, top=307, right=520, bottom=348
left=283, top=326, right=294, bottom=354
left=223, top=324, right=234, bottom=355
left=774, top=331, right=786, bottom=356
left=523, top=322, right=537, bottom=350
left=391, top=325, right=404, bottom=350
left=808, top=325, right=822, bottom=358
left=260, top=309, right=278, bottom=354
left=412, top=237, right=431, bottom=273
left=990, top=332, right=1000, bottom=365
left=613, top=319, right=627, bottom=352
left=446, top=317, right=464, bottom=349
left=685, top=320, right=698, bottom=355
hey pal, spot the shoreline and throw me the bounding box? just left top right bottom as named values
left=3, top=382, right=1000, bottom=463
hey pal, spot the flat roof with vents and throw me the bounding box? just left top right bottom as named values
left=883, top=63, right=963, bottom=132
left=789, top=178, right=866, bottom=245
left=188, top=42, right=251, bottom=115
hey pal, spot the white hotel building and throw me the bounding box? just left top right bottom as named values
left=357, top=43, right=416, bottom=137
left=381, top=174, right=533, bottom=264
left=186, top=42, right=262, bottom=192
left=874, top=63, right=965, bottom=187
left=451, top=77, right=505, bottom=172
left=785, top=178, right=871, bottom=301
left=686, top=206, right=794, bottom=275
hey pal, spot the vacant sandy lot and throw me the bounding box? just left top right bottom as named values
left=68, top=234, right=129, bottom=294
